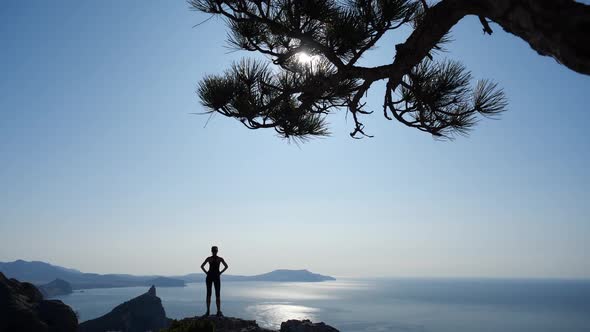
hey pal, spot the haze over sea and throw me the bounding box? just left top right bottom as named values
left=56, top=278, right=590, bottom=332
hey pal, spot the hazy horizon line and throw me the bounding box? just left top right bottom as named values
left=2, top=259, right=589, bottom=281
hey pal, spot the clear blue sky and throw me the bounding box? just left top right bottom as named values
left=1, top=1, right=589, bottom=278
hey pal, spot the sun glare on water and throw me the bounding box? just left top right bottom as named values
left=247, top=303, right=319, bottom=330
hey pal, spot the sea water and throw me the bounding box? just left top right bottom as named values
left=55, top=278, right=590, bottom=332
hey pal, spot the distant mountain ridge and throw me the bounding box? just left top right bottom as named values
left=0, top=260, right=83, bottom=284
left=0, top=260, right=335, bottom=290
left=0, top=260, right=185, bottom=290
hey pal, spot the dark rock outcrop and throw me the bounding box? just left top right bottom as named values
left=163, top=316, right=339, bottom=332
left=38, top=278, right=73, bottom=297
left=78, top=285, right=169, bottom=332
left=280, top=320, right=339, bottom=332
left=165, top=316, right=271, bottom=332
left=0, top=272, right=77, bottom=332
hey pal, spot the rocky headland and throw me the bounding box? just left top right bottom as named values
left=38, top=278, right=73, bottom=297
left=78, top=285, right=169, bottom=332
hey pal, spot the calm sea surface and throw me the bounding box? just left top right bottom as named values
left=55, top=278, right=590, bottom=332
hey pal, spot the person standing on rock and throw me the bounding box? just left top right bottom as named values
left=201, top=245, right=228, bottom=317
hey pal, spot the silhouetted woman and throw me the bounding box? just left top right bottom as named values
left=200, top=246, right=228, bottom=316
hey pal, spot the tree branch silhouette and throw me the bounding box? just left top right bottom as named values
left=191, top=0, right=589, bottom=140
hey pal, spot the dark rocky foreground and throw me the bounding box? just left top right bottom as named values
left=1, top=273, right=339, bottom=332
left=280, top=320, right=339, bottom=332
left=0, top=272, right=77, bottom=332
left=164, top=316, right=339, bottom=332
